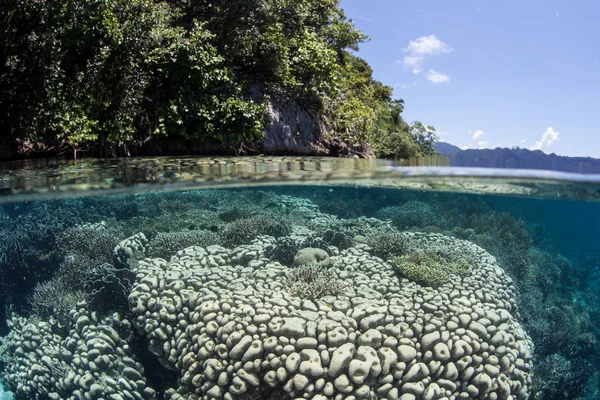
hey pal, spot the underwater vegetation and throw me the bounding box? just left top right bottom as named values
left=0, top=188, right=598, bottom=400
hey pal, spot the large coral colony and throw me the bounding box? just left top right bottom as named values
left=0, top=190, right=593, bottom=400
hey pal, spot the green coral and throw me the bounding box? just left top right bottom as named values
left=392, top=251, right=472, bottom=288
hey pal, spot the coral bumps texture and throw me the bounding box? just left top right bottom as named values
left=0, top=191, right=534, bottom=400
left=128, top=233, right=532, bottom=399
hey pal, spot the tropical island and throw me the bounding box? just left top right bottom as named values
left=0, top=0, right=437, bottom=160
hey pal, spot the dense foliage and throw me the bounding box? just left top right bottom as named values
left=0, top=0, right=436, bottom=157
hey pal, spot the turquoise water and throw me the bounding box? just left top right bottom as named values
left=0, top=158, right=599, bottom=400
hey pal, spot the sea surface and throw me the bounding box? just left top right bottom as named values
left=0, top=157, right=599, bottom=400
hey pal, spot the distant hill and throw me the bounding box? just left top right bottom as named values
left=432, top=142, right=462, bottom=156
left=433, top=142, right=600, bottom=174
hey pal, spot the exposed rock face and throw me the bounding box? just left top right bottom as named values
left=262, top=101, right=329, bottom=155
left=262, top=100, right=374, bottom=158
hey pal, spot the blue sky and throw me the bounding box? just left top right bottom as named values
left=340, top=0, right=600, bottom=157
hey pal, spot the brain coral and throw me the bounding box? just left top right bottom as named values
left=128, top=231, right=533, bottom=400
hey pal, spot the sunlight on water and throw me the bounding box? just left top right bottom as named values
left=1, top=156, right=600, bottom=203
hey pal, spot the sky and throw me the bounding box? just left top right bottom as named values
left=340, top=0, right=600, bottom=157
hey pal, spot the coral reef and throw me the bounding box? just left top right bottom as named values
left=86, top=263, right=135, bottom=313
left=56, top=221, right=124, bottom=266
left=148, top=230, right=218, bottom=259
left=322, top=230, right=354, bottom=250
left=265, top=237, right=300, bottom=266
left=282, top=264, right=347, bottom=300
left=0, top=303, right=156, bottom=399
left=220, top=216, right=292, bottom=248
left=366, top=231, right=410, bottom=260
left=4, top=188, right=597, bottom=399
left=127, top=232, right=533, bottom=399
left=451, top=212, right=530, bottom=279
left=293, top=248, right=332, bottom=268
left=391, top=251, right=472, bottom=288
left=29, top=278, right=87, bottom=319
left=114, top=233, right=150, bottom=267
left=376, top=201, right=441, bottom=230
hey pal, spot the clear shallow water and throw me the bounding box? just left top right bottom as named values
left=0, top=157, right=599, bottom=400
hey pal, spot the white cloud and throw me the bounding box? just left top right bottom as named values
left=476, top=141, right=489, bottom=148
left=394, top=81, right=419, bottom=90
left=520, top=139, right=527, bottom=144
left=404, top=35, right=452, bottom=56
left=397, top=35, right=452, bottom=80
left=530, top=127, right=560, bottom=151
left=427, top=69, right=450, bottom=84
left=472, top=129, right=484, bottom=140
left=402, top=55, right=423, bottom=68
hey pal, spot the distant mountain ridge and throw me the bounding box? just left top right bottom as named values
left=433, top=142, right=600, bottom=174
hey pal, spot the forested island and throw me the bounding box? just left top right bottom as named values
left=0, top=0, right=437, bottom=160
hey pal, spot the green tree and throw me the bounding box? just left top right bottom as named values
left=409, top=121, right=438, bottom=155
left=0, top=0, right=265, bottom=150
left=173, top=0, right=366, bottom=109
left=0, top=0, right=436, bottom=157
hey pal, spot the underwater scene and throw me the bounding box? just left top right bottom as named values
left=0, top=177, right=599, bottom=400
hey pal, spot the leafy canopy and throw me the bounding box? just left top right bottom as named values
left=0, top=0, right=436, bottom=158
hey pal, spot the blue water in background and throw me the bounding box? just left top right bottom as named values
left=292, top=186, right=600, bottom=262
left=0, top=184, right=598, bottom=400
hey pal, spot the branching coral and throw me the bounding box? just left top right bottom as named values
left=148, top=229, right=218, bottom=259
left=281, top=264, right=347, bottom=300
left=29, top=278, right=86, bottom=319
left=365, top=231, right=409, bottom=259
left=323, top=230, right=353, bottom=250
left=462, top=212, right=530, bottom=278
left=56, top=253, right=94, bottom=289
left=265, top=237, right=300, bottom=266
left=533, top=354, right=592, bottom=399
left=56, top=222, right=123, bottom=265
left=219, top=216, right=292, bottom=247
left=376, top=200, right=440, bottom=229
